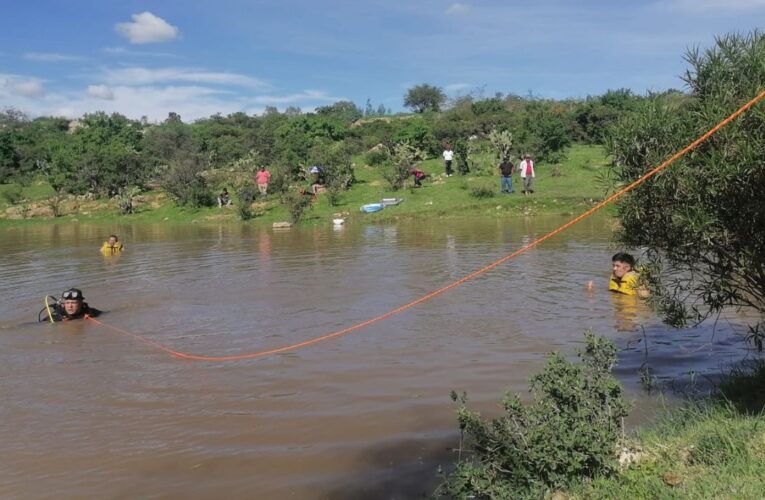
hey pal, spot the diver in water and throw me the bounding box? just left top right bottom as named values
left=39, top=288, right=101, bottom=322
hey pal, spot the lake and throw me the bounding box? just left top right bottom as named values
left=0, top=216, right=755, bottom=498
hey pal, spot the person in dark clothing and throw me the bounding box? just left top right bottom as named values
left=42, top=288, right=101, bottom=322
left=499, top=160, right=514, bottom=193
left=218, top=188, right=232, bottom=207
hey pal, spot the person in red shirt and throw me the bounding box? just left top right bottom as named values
left=255, top=166, right=271, bottom=196
left=519, top=154, right=535, bottom=194
left=409, top=167, right=428, bottom=187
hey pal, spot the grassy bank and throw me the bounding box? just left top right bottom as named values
left=565, top=364, right=765, bottom=499
left=0, top=144, right=612, bottom=226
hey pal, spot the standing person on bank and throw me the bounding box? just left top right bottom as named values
left=519, top=154, right=535, bottom=194
left=499, top=160, right=514, bottom=194
left=442, top=144, right=454, bottom=177
left=255, top=166, right=271, bottom=196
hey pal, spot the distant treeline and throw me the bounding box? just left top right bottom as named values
left=0, top=88, right=687, bottom=203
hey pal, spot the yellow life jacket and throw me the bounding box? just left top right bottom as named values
left=100, top=242, right=124, bottom=254
left=609, top=270, right=639, bottom=296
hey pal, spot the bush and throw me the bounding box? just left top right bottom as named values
left=437, top=333, right=629, bottom=498
left=46, top=192, right=66, bottom=217
left=235, top=182, right=257, bottom=220
left=469, top=186, right=495, bottom=198
left=453, top=138, right=470, bottom=175
left=160, top=155, right=214, bottom=208
left=364, top=147, right=390, bottom=166
left=265, top=162, right=291, bottom=195
left=116, top=186, right=140, bottom=215
left=281, top=190, right=313, bottom=224
left=380, top=163, right=410, bottom=191
left=1, top=185, right=23, bottom=205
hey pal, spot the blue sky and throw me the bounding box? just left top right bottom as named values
left=0, top=0, right=762, bottom=122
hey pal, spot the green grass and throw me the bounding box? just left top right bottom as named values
left=565, top=363, right=765, bottom=499
left=0, top=144, right=612, bottom=226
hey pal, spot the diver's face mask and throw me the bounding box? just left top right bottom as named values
left=62, top=289, right=83, bottom=300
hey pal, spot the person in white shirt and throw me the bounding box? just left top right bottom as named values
left=442, top=145, right=454, bottom=176
left=519, top=154, right=535, bottom=194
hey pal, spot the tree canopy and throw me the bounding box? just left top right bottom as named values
left=404, top=83, right=446, bottom=113
left=607, top=30, right=765, bottom=343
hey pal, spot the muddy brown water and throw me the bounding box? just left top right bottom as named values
left=0, top=216, right=757, bottom=499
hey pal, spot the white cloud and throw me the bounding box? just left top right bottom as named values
left=445, top=82, right=471, bottom=92
left=1, top=85, right=237, bottom=122
left=115, top=12, right=180, bottom=44
left=24, top=52, right=86, bottom=62
left=0, top=81, right=348, bottom=122
left=102, top=66, right=268, bottom=89
left=247, top=89, right=343, bottom=106
left=0, top=74, right=46, bottom=97
left=103, top=46, right=180, bottom=58
left=87, top=85, right=115, bottom=100
left=445, top=3, right=470, bottom=15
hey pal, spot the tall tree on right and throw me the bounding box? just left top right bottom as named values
left=606, top=30, right=765, bottom=345
left=404, top=83, right=446, bottom=113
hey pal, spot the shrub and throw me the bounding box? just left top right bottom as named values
left=160, top=155, right=214, bottom=208
left=453, top=138, right=470, bottom=175
left=1, top=185, right=23, bottom=205
left=364, top=147, right=390, bottom=166
left=437, top=333, right=629, bottom=498
left=265, top=162, right=291, bottom=195
left=488, top=128, right=514, bottom=163
left=281, top=190, right=313, bottom=224
left=380, top=163, right=410, bottom=191
left=116, top=186, right=140, bottom=215
left=46, top=191, right=66, bottom=217
left=235, top=182, right=257, bottom=220
left=469, top=186, right=495, bottom=198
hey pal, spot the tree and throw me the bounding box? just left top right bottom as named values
left=315, top=100, right=362, bottom=123
left=392, top=116, right=437, bottom=154
left=160, top=153, right=213, bottom=207
left=606, top=30, right=765, bottom=343
left=453, top=138, right=470, bottom=175
left=488, top=129, right=514, bottom=163
left=144, top=120, right=196, bottom=166
left=57, top=112, right=149, bottom=196
left=404, top=83, right=446, bottom=113
left=0, top=129, right=20, bottom=183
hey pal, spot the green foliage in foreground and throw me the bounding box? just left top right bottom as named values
left=437, top=333, right=629, bottom=499
left=567, top=362, right=765, bottom=499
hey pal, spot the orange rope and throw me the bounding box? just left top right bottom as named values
left=87, top=89, right=765, bottom=362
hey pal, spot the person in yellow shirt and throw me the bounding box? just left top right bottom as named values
left=609, top=252, right=644, bottom=296
left=100, top=234, right=124, bottom=255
